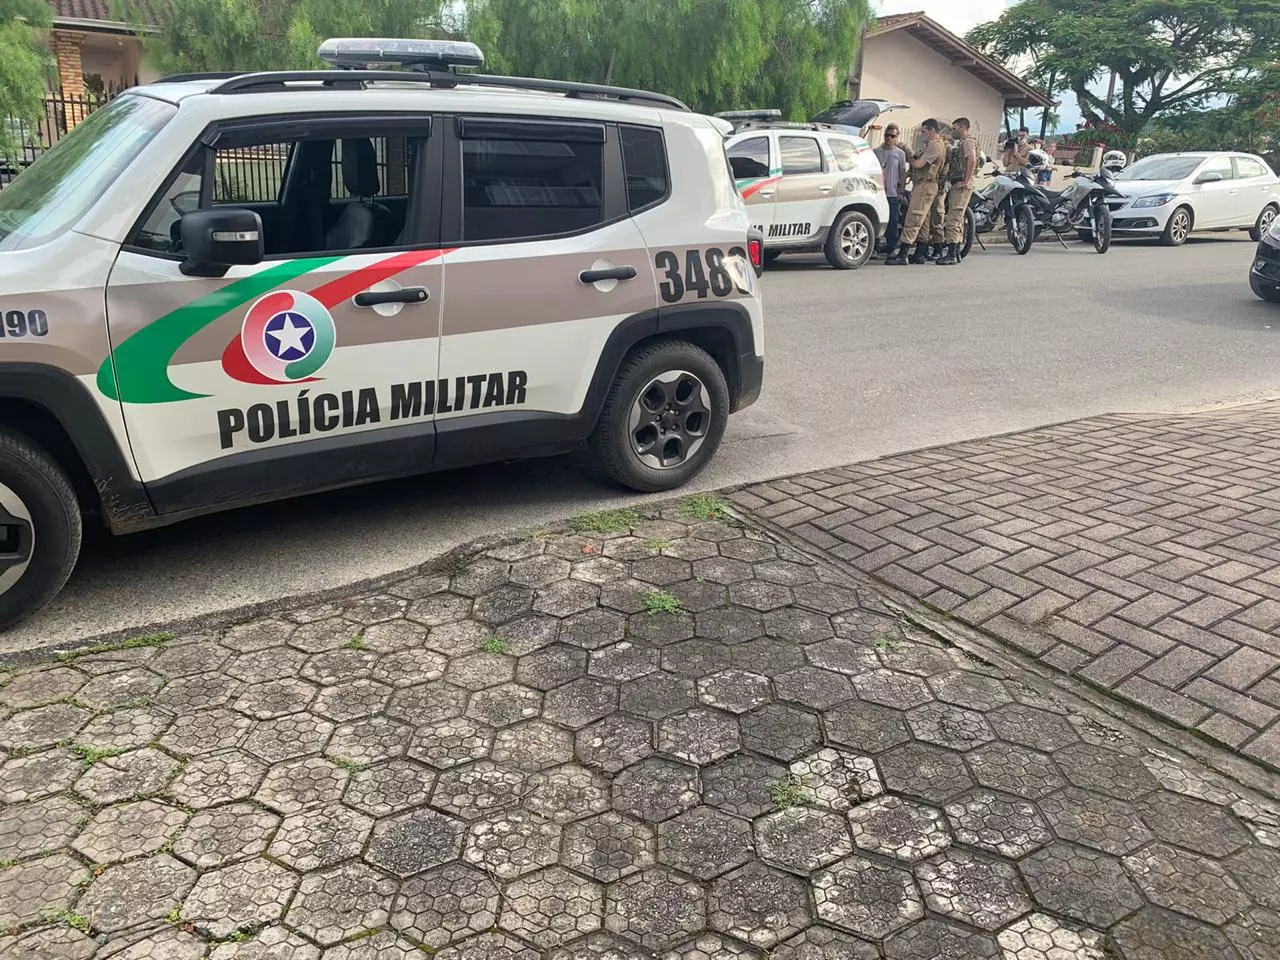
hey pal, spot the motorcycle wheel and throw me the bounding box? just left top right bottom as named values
left=961, top=208, right=975, bottom=259
left=1007, top=204, right=1034, bottom=255
left=1091, top=203, right=1112, bottom=254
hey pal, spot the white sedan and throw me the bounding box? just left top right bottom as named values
left=1085, top=152, right=1280, bottom=246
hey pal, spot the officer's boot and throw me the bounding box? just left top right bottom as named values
left=908, top=241, right=929, bottom=264
left=936, top=243, right=960, bottom=266
left=926, top=243, right=942, bottom=261
left=885, top=243, right=911, bottom=265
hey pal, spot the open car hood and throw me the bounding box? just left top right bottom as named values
left=809, top=100, right=909, bottom=135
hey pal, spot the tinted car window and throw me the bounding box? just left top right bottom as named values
left=621, top=125, right=668, bottom=211
left=1116, top=156, right=1201, bottom=181
left=1236, top=157, right=1268, bottom=179
left=461, top=136, right=604, bottom=242
left=728, top=137, right=770, bottom=179
left=780, top=137, right=822, bottom=175
left=1199, top=156, right=1234, bottom=180
left=829, top=138, right=859, bottom=172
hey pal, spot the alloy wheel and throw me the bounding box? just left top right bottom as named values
left=0, top=482, right=34, bottom=596
left=1172, top=210, right=1191, bottom=244
left=627, top=370, right=712, bottom=470
left=841, top=220, right=870, bottom=264
left=1261, top=207, right=1277, bottom=235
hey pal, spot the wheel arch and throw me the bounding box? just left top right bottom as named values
left=835, top=201, right=882, bottom=233
left=0, top=364, right=154, bottom=531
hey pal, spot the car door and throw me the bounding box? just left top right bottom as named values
left=102, top=115, right=446, bottom=514
left=772, top=135, right=830, bottom=244
left=1233, top=156, right=1274, bottom=225
left=433, top=114, right=659, bottom=465
left=727, top=134, right=778, bottom=241
left=1190, top=156, right=1237, bottom=227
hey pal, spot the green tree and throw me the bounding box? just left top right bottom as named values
left=967, top=0, right=1280, bottom=139
left=124, top=0, right=450, bottom=75
left=464, top=0, right=870, bottom=118
left=1, top=0, right=52, bottom=158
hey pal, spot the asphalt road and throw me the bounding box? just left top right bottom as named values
left=9, top=234, right=1280, bottom=652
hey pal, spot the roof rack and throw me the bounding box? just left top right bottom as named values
left=157, top=71, right=244, bottom=83
left=203, top=68, right=689, bottom=110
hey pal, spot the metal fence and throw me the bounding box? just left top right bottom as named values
left=2, top=91, right=115, bottom=173
left=3, top=91, right=407, bottom=200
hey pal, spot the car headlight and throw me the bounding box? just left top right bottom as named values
left=1132, top=194, right=1176, bottom=208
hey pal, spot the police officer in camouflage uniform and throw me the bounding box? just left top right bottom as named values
left=926, top=132, right=949, bottom=260
left=936, top=117, right=979, bottom=266
left=886, top=119, right=946, bottom=266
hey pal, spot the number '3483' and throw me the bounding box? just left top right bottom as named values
left=655, top=248, right=751, bottom=304
left=0, top=310, right=49, bottom=338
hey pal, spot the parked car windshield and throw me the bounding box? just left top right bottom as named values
left=0, top=95, right=174, bottom=252
left=1115, top=155, right=1203, bottom=182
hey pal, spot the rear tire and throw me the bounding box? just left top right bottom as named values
left=1249, top=205, right=1278, bottom=242
left=1007, top=204, right=1034, bottom=255
left=589, top=340, right=730, bottom=492
left=824, top=210, right=875, bottom=269
left=960, top=208, right=975, bottom=260
left=1251, top=272, right=1280, bottom=302
left=1162, top=206, right=1192, bottom=246
left=0, top=429, right=81, bottom=632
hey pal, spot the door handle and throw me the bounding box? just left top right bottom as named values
left=759, top=188, right=776, bottom=198
left=579, top=266, right=637, bottom=284
left=354, top=287, right=429, bottom=307
left=819, top=184, right=834, bottom=193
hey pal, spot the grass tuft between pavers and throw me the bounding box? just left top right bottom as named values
left=679, top=493, right=731, bottom=521
left=769, top=774, right=813, bottom=810
left=644, top=590, right=683, bottom=615
left=571, top=508, right=639, bottom=533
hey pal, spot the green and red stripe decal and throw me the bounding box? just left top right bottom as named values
left=97, top=248, right=449, bottom=405
left=738, top=174, right=782, bottom=199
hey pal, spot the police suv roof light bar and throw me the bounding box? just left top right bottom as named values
left=317, top=38, right=485, bottom=73
left=714, top=109, right=782, bottom=121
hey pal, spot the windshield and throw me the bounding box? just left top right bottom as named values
left=0, top=95, right=174, bottom=252
left=1116, top=155, right=1202, bottom=182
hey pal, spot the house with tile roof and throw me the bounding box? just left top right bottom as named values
left=852, top=11, right=1052, bottom=154
left=45, top=0, right=158, bottom=101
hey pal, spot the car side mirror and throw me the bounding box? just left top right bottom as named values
left=1195, top=171, right=1223, bottom=184
left=179, top=208, right=264, bottom=277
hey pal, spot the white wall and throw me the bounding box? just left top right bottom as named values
left=859, top=30, right=1005, bottom=151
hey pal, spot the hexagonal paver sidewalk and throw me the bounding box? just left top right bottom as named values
left=3, top=504, right=1279, bottom=959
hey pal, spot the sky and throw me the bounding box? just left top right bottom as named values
left=872, top=0, right=1084, bottom=133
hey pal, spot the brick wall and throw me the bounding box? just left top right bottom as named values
left=50, top=31, right=92, bottom=129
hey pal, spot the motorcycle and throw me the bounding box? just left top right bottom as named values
left=1011, top=164, right=1126, bottom=254
left=965, top=163, right=1039, bottom=256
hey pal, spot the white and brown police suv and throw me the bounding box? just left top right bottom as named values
left=721, top=101, right=900, bottom=269
left=0, top=38, right=765, bottom=629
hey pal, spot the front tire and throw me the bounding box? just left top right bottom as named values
left=1249, top=205, right=1278, bottom=243
left=1162, top=206, right=1192, bottom=246
left=1251, top=272, right=1280, bottom=303
left=1091, top=203, right=1112, bottom=253
left=0, top=429, right=81, bottom=631
left=589, top=340, right=730, bottom=492
left=1007, top=203, right=1034, bottom=255
left=824, top=210, right=874, bottom=269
